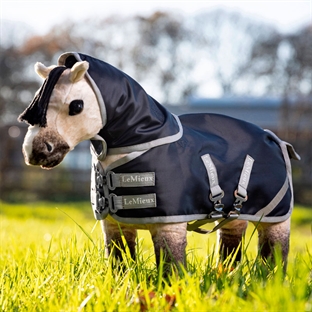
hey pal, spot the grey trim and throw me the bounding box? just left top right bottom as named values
left=108, top=214, right=211, bottom=225
left=237, top=212, right=290, bottom=223
left=286, top=143, right=301, bottom=160
left=85, top=70, right=107, bottom=127
left=104, top=150, right=150, bottom=173
left=266, top=130, right=294, bottom=217
left=99, top=211, right=291, bottom=224
left=237, top=130, right=295, bottom=223
left=58, top=52, right=107, bottom=128
left=265, top=129, right=300, bottom=161
left=238, top=178, right=290, bottom=222
left=255, top=177, right=289, bottom=217
left=107, top=114, right=183, bottom=155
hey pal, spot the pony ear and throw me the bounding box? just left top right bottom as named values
left=69, top=61, right=89, bottom=83
left=35, top=62, right=57, bottom=79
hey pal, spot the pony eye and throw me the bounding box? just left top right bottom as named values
left=69, top=100, right=84, bottom=116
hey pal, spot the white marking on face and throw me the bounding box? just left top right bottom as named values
left=49, top=73, right=102, bottom=149
left=22, top=125, right=40, bottom=164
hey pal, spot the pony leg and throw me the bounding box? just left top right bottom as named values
left=218, top=220, right=248, bottom=262
left=149, top=223, right=187, bottom=273
left=255, top=218, right=290, bottom=270
left=101, top=220, right=137, bottom=261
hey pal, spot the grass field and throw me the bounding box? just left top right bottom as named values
left=0, top=201, right=311, bottom=311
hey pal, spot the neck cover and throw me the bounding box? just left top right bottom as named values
left=18, top=66, right=67, bottom=127
left=58, top=52, right=181, bottom=153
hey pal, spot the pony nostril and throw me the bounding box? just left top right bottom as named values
left=45, top=142, right=53, bottom=152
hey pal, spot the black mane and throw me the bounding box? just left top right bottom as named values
left=18, top=66, right=67, bottom=127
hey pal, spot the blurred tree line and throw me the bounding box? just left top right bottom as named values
left=1, top=10, right=311, bottom=204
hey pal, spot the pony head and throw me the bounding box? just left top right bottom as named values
left=19, top=52, right=181, bottom=170
left=19, top=60, right=102, bottom=169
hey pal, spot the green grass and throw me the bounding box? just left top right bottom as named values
left=0, top=201, right=311, bottom=311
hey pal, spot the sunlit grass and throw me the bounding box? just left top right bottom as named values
left=0, top=201, right=311, bottom=311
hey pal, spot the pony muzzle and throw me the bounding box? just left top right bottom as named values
left=22, top=127, right=70, bottom=169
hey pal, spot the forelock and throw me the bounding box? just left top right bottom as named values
left=18, top=66, right=67, bottom=127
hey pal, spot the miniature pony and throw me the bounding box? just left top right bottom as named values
left=19, top=52, right=300, bottom=272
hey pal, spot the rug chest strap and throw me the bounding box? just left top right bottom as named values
left=107, top=171, right=155, bottom=190
left=95, top=166, right=157, bottom=213
left=108, top=193, right=157, bottom=212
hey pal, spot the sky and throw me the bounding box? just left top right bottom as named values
left=1, top=0, right=312, bottom=35
left=1, top=0, right=311, bottom=99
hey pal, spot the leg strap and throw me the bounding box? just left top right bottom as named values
left=187, top=154, right=254, bottom=234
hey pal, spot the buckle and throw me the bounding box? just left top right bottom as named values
left=233, top=190, right=248, bottom=212
left=95, top=191, right=109, bottom=217
left=107, top=171, right=115, bottom=190
left=108, top=193, right=118, bottom=213
left=209, top=190, right=224, bottom=203
left=209, top=191, right=224, bottom=212
left=208, top=211, right=224, bottom=219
